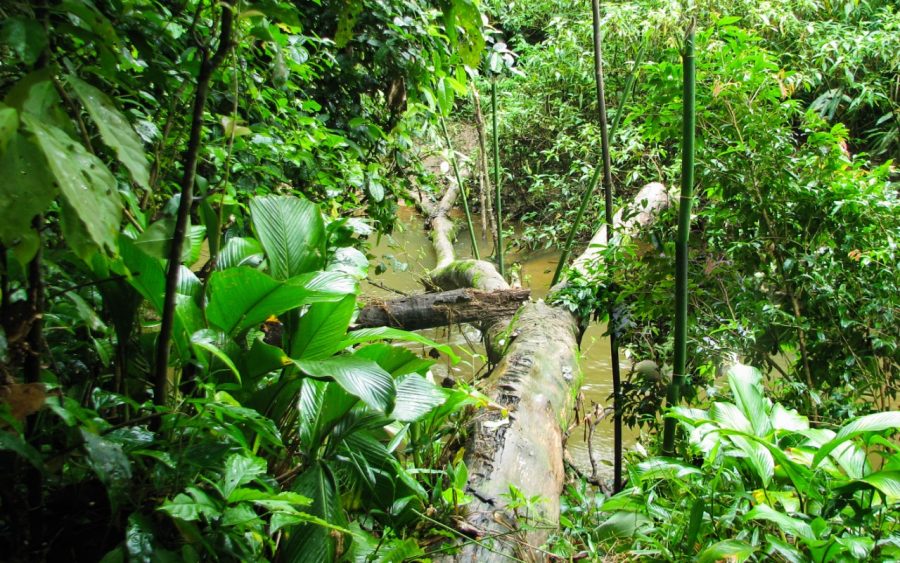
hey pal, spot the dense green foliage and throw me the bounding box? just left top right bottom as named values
left=551, top=364, right=900, bottom=561
left=0, top=0, right=491, bottom=560
left=493, top=0, right=898, bottom=424
left=2, top=0, right=898, bottom=560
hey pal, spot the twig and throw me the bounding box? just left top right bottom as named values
left=364, top=279, right=409, bottom=296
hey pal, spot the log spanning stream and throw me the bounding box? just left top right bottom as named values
left=363, top=205, right=639, bottom=481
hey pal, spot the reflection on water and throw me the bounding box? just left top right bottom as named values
left=363, top=205, right=637, bottom=478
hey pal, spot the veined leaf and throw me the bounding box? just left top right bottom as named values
left=67, top=75, right=150, bottom=188
left=813, top=411, right=900, bottom=468
left=294, top=355, right=396, bottom=413
left=595, top=511, right=650, bottom=541
left=698, top=539, right=755, bottom=563
left=745, top=503, right=814, bottom=540
left=281, top=462, right=346, bottom=563
left=634, top=457, right=702, bottom=481
left=250, top=195, right=325, bottom=280
left=837, top=470, right=900, bottom=501
left=206, top=267, right=354, bottom=335
left=352, top=343, right=434, bottom=377
left=336, top=327, right=458, bottom=362
left=391, top=373, right=446, bottom=422
left=216, top=236, right=263, bottom=270
left=23, top=114, right=122, bottom=256
left=725, top=363, right=772, bottom=437
left=290, top=295, right=356, bottom=361
left=221, top=454, right=267, bottom=500
left=0, top=132, right=56, bottom=250
left=298, top=379, right=358, bottom=451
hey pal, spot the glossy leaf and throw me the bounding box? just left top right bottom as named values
left=216, top=236, right=264, bottom=270
left=725, top=363, right=772, bottom=437
left=290, top=295, right=356, bottom=361
left=391, top=373, right=446, bottom=422
left=294, top=355, right=396, bottom=413
left=745, top=504, right=814, bottom=540
left=206, top=267, right=354, bottom=335
left=221, top=454, right=267, bottom=500
left=0, top=16, right=47, bottom=65
left=281, top=462, right=346, bottom=563
left=698, top=540, right=755, bottom=563
left=336, top=327, right=458, bottom=362
left=250, top=195, right=325, bottom=279
left=23, top=114, right=122, bottom=255
left=67, top=75, right=150, bottom=188
left=813, top=411, right=900, bottom=468
left=0, top=132, right=56, bottom=248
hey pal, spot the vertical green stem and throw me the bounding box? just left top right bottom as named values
left=550, top=29, right=647, bottom=287
left=491, top=77, right=504, bottom=277
left=662, top=22, right=696, bottom=456
left=585, top=0, right=623, bottom=492
left=439, top=117, right=480, bottom=260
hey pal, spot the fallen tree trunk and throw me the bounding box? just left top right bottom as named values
left=417, top=178, right=670, bottom=562
left=355, top=288, right=530, bottom=330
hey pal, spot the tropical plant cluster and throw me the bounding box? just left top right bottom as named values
left=0, top=0, right=492, bottom=560
left=489, top=0, right=898, bottom=424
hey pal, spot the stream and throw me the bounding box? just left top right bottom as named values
left=363, top=205, right=639, bottom=479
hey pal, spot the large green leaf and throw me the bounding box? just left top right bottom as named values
left=67, top=75, right=150, bottom=189
left=745, top=503, right=814, bottom=540
left=837, top=470, right=900, bottom=501
left=206, top=267, right=354, bottom=335
left=290, top=295, right=356, bottom=361
left=391, top=373, right=447, bottom=422
left=595, top=511, right=651, bottom=542
left=81, top=429, right=132, bottom=511
left=813, top=411, right=900, bottom=468
left=298, top=379, right=359, bottom=452
left=0, top=16, right=48, bottom=66
left=294, top=355, right=396, bottom=413
left=725, top=363, right=772, bottom=437
left=281, top=462, right=346, bottom=563
left=336, top=327, right=458, bottom=362
left=0, top=107, right=18, bottom=149
left=250, top=195, right=325, bottom=279
left=633, top=457, right=702, bottom=481
left=352, top=343, right=434, bottom=377
left=23, top=113, right=122, bottom=255
left=714, top=428, right=813, bottom=494
left=216, top=236, right=263, bottom=270
left=698, top=540, right=755, bottom=563
left=119, top=236, right=165, bottom=311
left=221, top=454, right=267, bottom=500
left=0, top=132, right=56, bottom=249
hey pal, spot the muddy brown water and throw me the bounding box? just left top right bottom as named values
left=363, top=205, right=639, bottom=479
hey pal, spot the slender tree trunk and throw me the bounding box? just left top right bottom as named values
left=438, top=117, right=480, bottom=259
left=491, top=78, right=504, bottom=278
left=550, top=32, right=647, bottom=288
left=662, top=22, right=696, bottom=456
left=472, top=87, right=497, bottom=244
left=153, top=5, right=233, bottom=409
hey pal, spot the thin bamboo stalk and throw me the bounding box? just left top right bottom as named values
left=439, top=116, right=480, bottom=260
left=585, top=0, right=623, bottom=493
left=491, top=77, right=504, bottom=277
left=662, top=21, right=696, bottom=456
left=549, top=30, right=647, bottom=287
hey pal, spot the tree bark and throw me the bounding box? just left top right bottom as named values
left=418, top=180, right=670, bottom=562
left=355, top=288, right=530, bottom=330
